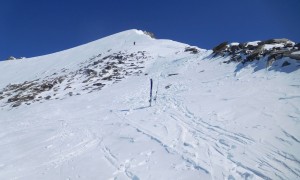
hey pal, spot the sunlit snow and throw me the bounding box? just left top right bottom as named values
left=0, top=30, right=299, bottom=180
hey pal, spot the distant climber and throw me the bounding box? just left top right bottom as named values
left=134, top=41, right=136, bottom=45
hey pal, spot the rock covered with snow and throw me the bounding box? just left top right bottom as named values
left=143, top=31, right=156, bottom=39
left=212, top=38, right=300, bottom=69
left=0, top=50, right=152, bottom=107
left=184, top=46, right=201, bottom=54
left=5, top=56, right=26, bottom=60
left=7, top=56, right=17, bottom=60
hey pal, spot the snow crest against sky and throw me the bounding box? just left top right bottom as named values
left=0, top=0, right=299, bottom=60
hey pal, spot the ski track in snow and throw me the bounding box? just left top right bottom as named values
left=110, top=52, right=300, bottom=179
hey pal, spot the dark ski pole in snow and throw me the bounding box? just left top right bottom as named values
left=149, top=79, right=153, bottom=106
left=154, top=77, right=159, bottom=104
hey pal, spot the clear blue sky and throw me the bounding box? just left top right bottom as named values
left=0, top=0, right=299, bottom=60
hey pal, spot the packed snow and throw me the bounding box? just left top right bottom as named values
left=0, top=30, right=300, bottom=180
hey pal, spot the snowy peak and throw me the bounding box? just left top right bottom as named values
left=0, top=30, right=195, bottom=108
left=0, top=29, right=188, bottom=86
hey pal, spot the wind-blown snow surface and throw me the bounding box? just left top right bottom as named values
left=0, top=30, right=300, bottom=180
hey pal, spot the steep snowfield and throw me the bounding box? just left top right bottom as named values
left=0, top=30, right=300, bottom=180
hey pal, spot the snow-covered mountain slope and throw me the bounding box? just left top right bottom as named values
left=0, top=30, right=300, bottom=180
left=0, top=30, right=189, bottom=108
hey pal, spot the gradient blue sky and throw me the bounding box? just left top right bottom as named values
left=0, top=0, right=299, bottom=60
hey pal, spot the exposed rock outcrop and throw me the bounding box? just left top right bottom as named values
left=184, top=46, right=200, bottom=54
left=212, top=38, right=300, bottom=67
left=143, top=31, right=156, bottom=39
left=0, top=50, right=151, bottom=108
